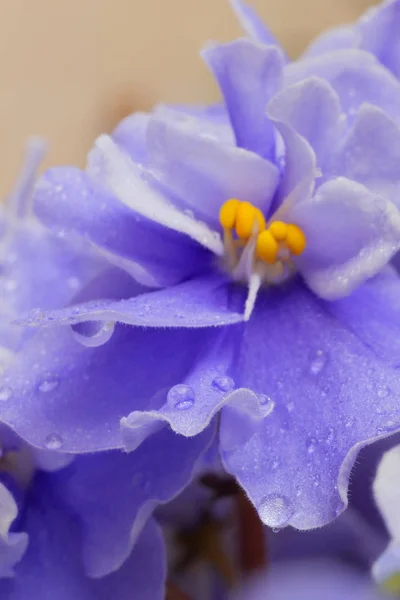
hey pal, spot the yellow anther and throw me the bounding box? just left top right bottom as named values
left=235, top=202, right=265, bottom=240
left=219, top=199, right=240, bottom=230
left=286, top=224, right=306, bottom=256
left=256, top=230, right=279, bottom=264
left=269, top=221, right=288, bottom=242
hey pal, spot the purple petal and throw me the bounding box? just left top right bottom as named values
left=0, top=480, right=165, bottom=600
left=202, top=39, right=284, bottom=159
left=219, top=279, right=400, bottom=529
left=285, top=50, right=400, bottom=125
left=0, top=321, right=233, bottom=453
left=19, top=275, right=243, bottom=329
left=333, top=104, right=400, bottom=208
left=303, top=26, right=360, bottom=58
left=146, top=115, right=279, bottom=228
left=234, top=560, right=386, bottom=600
left=34, top=167, right=211, bottom=288
left=358, top=0, right=400, bottom=79
left=230, top=0, right=284, bottom=50
left=267, top=77, right=341, bottom=171
left=327, top=269, right=400, bottom=368
left=54, top=427, right=213, bottom=577
left=0, top=483, right=27, bottom=578
left=290, top=177, right=400, bottom=299
left=112, top=112, right=150, bottom=163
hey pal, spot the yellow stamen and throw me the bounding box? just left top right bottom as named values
left=269, top=221, right=288, bottom=242
left=235, top=202, right=265, bottom=240
left=219, top=199, right=240, bottom=230
left=286, top=224, right=307, bottom=256
left=256, top=230, right=278, bottom=264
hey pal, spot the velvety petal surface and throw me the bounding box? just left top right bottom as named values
left=302, top=26, right=360, bottom=58
left=52, top=426, right=213, bottom=577
left=284, top=50, right=400, bottom=125
left=333, top=104, right=400, bottom=208
left=0, top=475, right=165, bottom=600
left=19, top=274, right=243, bottom=329
left=290, top=177, right=400, bottom=299
left=145, top=115, right=279, bottom=228
left=34, top=166, right=212, bottom=288
left=219, top=277, right=400, bottom=529
left=358, top=0, right=400, bottom=79
left=0, top=315, right=237, bottom=452
left=203, top=39, right=284, bottom=159
left=267, top=77, right=341, bottom=171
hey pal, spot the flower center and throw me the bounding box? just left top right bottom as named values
left=219, top=199, right=306, bottom=271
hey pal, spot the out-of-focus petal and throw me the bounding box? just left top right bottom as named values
left=358, top=0, right=400, bottom=79
left=284, top=50, right=400, bottom=125
left=0, top=477, right=165, bottom=600
left=203, top=40, right=284, bottom=159
left=333, top=104, right=400, bottom=208
left=267, top=77, right=341, bottom=171
left=112, top=112, right=150, bottom=163
left=230, top=0, right=283, bottom=49
left=302, top=26, right=360, bottom=58
left=290, top=177, right=400, bottom=299
left=53, top=426, right=213, bottom=577
left=219, top=278, right=400, bottom=529
left=232, top=560, right=386, bottom=600
left=0, top=483, right=27, bottom=578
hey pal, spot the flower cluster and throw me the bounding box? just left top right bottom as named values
left=1, top=0, right=400, bottom=597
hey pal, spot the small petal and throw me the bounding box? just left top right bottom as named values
left=230, top=0, right=283, bottom=49
left=291, top=177, right=400, bottom=299
left=267, top=77, right=341, bottom=171
left=203, top=39, right=284, bottom=159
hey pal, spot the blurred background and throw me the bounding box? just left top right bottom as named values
left=0, top=0, right=376, bottom=196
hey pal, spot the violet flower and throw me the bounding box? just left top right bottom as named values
left=3, top=0, right=400, bottom=534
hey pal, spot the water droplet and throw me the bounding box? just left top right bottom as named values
left=212, top=376, right=235, bottom=393
left=0, top=386, right=13, bottom=401
left=325, top=427, right=335, bottom=444
left=309, top=350, right=327, bottom=375
left=272, top=527, right=281, bottom=534
left=167, top=384, right=195, bottom=410
left=258, top=493, right=294, bottom=528
left=38, top=378, right=59, bottom=393
left=45, top=433, right=63, bottom=450
left=306, top=437, right=318, bottom=454
left=258, top=394, right=276, bottom=416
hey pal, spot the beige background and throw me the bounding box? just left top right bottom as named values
left=1, top=0, right=376, bottom=196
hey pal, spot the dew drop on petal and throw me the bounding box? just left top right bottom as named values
left=212, top=376, right=235, bottom=393
left=325, top=427, right=335, bottom=444
left=258, top=394, right=276, bottom=416
left=306, top=437, right=318, bottom=454
left=44, top=433, right=63, bottom=450
left=167, top=384, right=195, bottom=410
left=258, top=493, right=294, bottom=528
left=0, top=386, right=13, bottom=401
left=38, top=378, right=59, bottom=393
left=309, top=350, right=327, bottom=375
